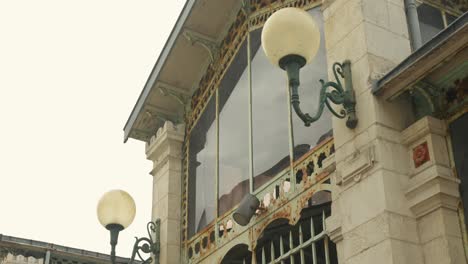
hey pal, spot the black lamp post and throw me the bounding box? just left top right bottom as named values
left=97, top=190, right=161, bottom=264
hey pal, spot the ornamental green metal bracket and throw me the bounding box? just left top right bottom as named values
left=279, top=56, right=358, bottom=129
left=109, top=220, right=161, bottom=264
left=129, top=220, right=161, bottom=264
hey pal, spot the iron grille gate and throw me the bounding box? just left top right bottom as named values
left=222, top=205, right=336, bottom=264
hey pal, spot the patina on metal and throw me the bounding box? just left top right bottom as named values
left=185, top=138, right=335, bottom=263
left=279, top=55, right=358, bottom=129
left=108, top=220, right=161, bottom=264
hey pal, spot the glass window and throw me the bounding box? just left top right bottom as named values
left=250, top=28, right=291, bottom=190
left=417, top=3, right=444, bottom=44
left=250, top=7, right=330, bottom=190
left=188, top=96, right=216, bottom=238
left=218, top=39, right=250, bottom=216
left=292, top=8, right=332, bottom=162
left=187, top=5, right=331, bottom=238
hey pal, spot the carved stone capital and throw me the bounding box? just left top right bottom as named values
left=402, top=116, right=446, bottom=146
left=146, top=121, right=185, bottom=175
left=403, top=116, right=460, bottom=219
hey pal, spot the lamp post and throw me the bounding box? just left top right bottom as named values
left=97, top=190, right=160, bottom=264
left=261, top=7, right=358, bottom=129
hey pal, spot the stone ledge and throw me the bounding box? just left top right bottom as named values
left=406, top=169, right=460, bottom=218
left=402, top=116, right=446, bottom=146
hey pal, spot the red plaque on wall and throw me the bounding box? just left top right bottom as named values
left=413, top=142, right=430, bottom=168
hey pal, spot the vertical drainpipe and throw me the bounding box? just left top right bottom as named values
left=405, top=0, right=423, bottom=50
left=44, top=251, right=50, bottom=264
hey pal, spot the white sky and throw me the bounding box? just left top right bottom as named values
left=0, top=0, right=185, bottom=258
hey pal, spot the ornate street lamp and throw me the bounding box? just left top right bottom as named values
left=97, top=190, right=160, bottom=264
left=261, top=7, right=358, bottom=128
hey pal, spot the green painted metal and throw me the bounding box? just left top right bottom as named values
left=129, top=220, right=161, bottom=264
left=253, top=210, right=331, bottom=264
left=106, top=220, right=161, bottom=264
left=279, top=55, right=358, bottom=129
left=106, top=224, right=123, bottom=264
left=185, top=137, right=335, bottom=263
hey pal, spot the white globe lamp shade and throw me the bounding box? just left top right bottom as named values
left=97, top=189, right=136, bottom=229
left=261, top=7, right=321, bottom=68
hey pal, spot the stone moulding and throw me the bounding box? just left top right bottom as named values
left=402, top=116, right=461, bottom=219
left=337, top=145, right=376, bottom=187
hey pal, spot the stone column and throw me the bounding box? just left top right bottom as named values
left=146, top=121, right=185, bottom=264
left=403, top=116, right=465, bottom=264
left=323, top=0, right=424, bottom=263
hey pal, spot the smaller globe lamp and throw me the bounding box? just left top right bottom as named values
left=97, top=190, right=136, bottom=264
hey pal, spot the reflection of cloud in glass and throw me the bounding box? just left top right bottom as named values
left=293, top=8, right=332, bottom=153
left=218, top=41, right=250, bottom=216
left=188, top=97, right=216, bottom=237
left=251, top=33, right=291, bottom=178
left=188, top=6, right=332, bottom=233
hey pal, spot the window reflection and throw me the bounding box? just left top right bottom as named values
left=417, top=3, right=445, bottom=44
left=187, top=6, right=332, bottom=237
left=218, top=39, right=250, bottom=216
left=250, top=28, right=291, bottom=190
left=250, top=7, right=331, bottom=190
left=188, top=96, right=216, bottom=238
left=292, top=8, right=332, bottom=161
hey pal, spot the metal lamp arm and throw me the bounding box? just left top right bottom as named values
left=290, top=82, right=329, bottom=127
left=287, top=60, right=357, bottom=129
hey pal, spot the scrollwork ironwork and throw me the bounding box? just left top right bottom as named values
left=287, top=60, right=357, bottom=129
left=128, top=220, right=160, bottom=264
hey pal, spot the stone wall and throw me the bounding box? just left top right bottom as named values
left=323, top=0, right=466, bottom=263
left=146, top=121, right=184, bottom=264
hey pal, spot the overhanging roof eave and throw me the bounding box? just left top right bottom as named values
left=123, top=0, right=197, bottom=143
left=372, top=12, right=468, bottom=99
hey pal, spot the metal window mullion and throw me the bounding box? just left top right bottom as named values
left=215, top=88, right=220, bottom=240
left=324, top=236, right=330, bottom=264
left=261, top=246, right=266, bottom=264
left=289, top=231, right=295, bottom=264
left=271, top=242, right=276, bottom=263
left=299, top=225, right=305, bottom=264
left=441, top=10, right=448, bottom=27
left=247, top=3, right=254, bottom=194
left=323, top=211, right=330, bottom=264
left=311, top=217, right=317, bottom=263
left=286, top=80, right=296, bottom=192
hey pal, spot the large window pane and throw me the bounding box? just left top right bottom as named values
left=417, top=3, right=444, bottom=44
left=293, top=8, right=332, bottom=162
left=188, top=96, right=216, bottom=238
left=218, top=40, right=250, bottom=216
left=250, top=28, right=291, bottom=190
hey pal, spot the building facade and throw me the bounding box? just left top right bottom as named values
left=0, top=234, right=132, bottom=264
left=123, top=0, right=468, bottom=263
